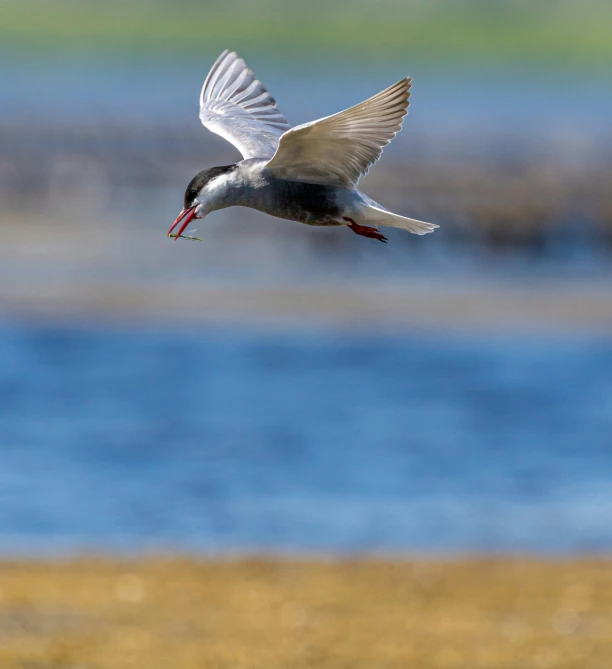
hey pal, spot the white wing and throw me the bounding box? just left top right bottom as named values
left=199, top=50, right=291, bottom=160
left=266, top=78, right=411, bottom=187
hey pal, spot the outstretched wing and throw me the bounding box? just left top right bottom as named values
left=199, top=50, right=291, bottom=160
left=266, top=78, right=411, bottom=187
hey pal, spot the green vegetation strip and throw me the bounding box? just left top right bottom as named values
left=1, top=0, right=611, bottom=65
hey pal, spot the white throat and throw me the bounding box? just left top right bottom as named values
left=195, top=172, right=239, bottom=217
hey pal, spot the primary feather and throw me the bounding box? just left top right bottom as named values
left=199, top=50, right=291, bottom=160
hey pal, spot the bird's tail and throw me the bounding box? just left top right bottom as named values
left=359, top=204, right=438, bottom=236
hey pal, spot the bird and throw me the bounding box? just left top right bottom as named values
left=168, top=50, right=438, bottom=244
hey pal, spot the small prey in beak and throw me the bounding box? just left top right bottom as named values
left=167, top=205, right=202, bottom=242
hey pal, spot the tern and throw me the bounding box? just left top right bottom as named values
left=168, top=50, right=438, bottom=244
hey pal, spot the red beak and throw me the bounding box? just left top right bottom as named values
left=168, top=205, right=197, bottom=241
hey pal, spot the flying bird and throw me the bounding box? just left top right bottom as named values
left=169, top=50, right=438, bottom=244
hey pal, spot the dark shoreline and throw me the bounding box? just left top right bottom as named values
left=2, top=120, right=611, bottom=257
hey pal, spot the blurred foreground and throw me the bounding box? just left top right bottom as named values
left=0, top=558, right=611, bottom=669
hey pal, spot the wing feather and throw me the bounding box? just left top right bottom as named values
left=266, top=78, right=411, bottom=187
left=199, top=50, right=291, bottom=160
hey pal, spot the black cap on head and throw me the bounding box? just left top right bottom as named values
left=184, top=164, right=237, bottom=209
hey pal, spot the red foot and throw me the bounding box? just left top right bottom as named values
left=343, top=217, right=387, bottom=243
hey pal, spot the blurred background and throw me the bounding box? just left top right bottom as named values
left=1, top=1, right=612, bottom=666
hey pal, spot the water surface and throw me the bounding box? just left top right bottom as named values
left=1, top=323, right=611, bottom=555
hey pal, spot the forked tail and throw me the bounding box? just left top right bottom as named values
left=361, top=205, right=438, bottom=235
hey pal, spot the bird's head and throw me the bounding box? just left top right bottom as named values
left=167, top=165, right=237, bottom=240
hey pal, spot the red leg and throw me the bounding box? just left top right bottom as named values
left=343, top=217, right=388, bottom=243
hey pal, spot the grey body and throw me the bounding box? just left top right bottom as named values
left=193, top=159, right=363, bottom=227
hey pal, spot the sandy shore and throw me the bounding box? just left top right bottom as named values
left=0, top=558, right=610, bottom=668
left=2, top=279, right=612, bottom=334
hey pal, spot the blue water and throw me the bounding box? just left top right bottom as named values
left=1, top=322, right=612, bottom=555
left=4, top=58, right=611, bottom=143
